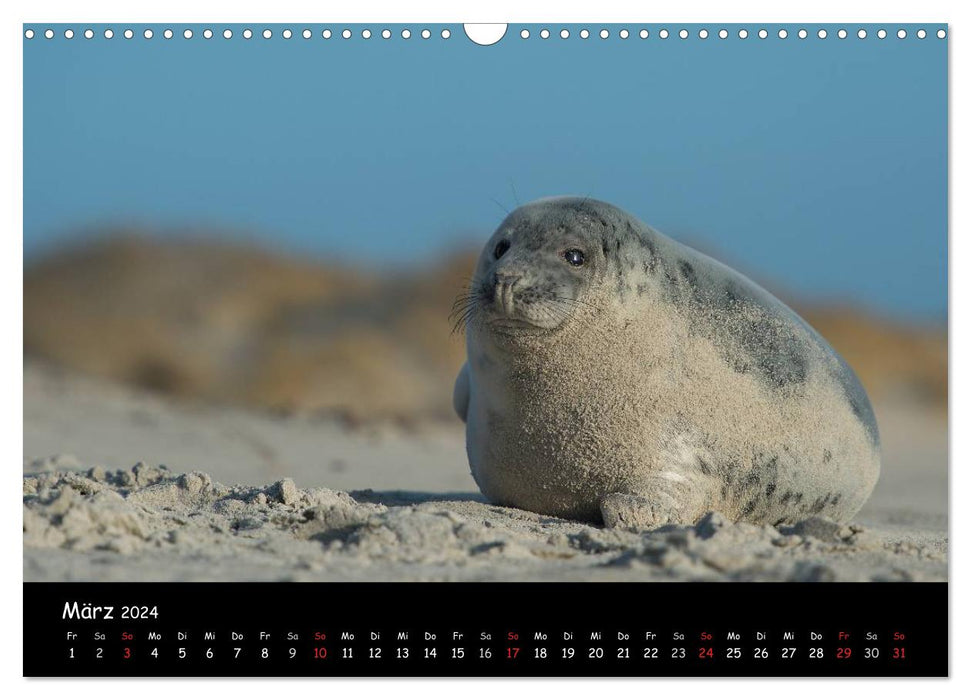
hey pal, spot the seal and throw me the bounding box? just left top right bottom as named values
left=452, top=196, right=880, bottom=528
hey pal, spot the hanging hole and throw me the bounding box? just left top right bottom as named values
left=463, top=23, right=507, bottom=46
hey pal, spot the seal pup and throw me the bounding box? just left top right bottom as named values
left=452, top=196, right=880, bottom=528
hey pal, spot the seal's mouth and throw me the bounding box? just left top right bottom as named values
left=450, top=282, right=547, bottom=336
left=484, top=314, right=545, bottom=334
left=451, top=276, right=592, bottom=337
left=479, top=298, right=548, bottom=334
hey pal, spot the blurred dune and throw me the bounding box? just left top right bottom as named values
left=24, top=234, right=946, bottom=423
left=800, top=306, right=947, bottom=412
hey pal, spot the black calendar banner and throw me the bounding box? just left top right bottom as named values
left=23, top=582, right=947, bottom=677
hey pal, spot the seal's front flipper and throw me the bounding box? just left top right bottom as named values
left=599, top=493, right=677, bottom=530
left=452, top=362, right=470, bottom=423
left=600, top=478, right=712, bottom=529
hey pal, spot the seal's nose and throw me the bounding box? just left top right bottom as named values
left=493, top=272, right=522, bottom=315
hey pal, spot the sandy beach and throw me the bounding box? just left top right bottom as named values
left=23, top=361, right=947, bottom=582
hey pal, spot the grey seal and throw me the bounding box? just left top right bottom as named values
left=452, top=196, right=880, bottom=528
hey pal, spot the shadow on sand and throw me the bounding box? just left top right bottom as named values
left=348, top=489, right=488, bottom=508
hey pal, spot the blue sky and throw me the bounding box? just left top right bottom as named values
left=24, top=24, right=947, bottom=320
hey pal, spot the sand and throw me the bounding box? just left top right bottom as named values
left=23, top=362, right=947, bottom=582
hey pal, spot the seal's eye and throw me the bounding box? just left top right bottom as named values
left=564, top=249, right=586, bottom=267
left=494, top=239, right=510, bottom=259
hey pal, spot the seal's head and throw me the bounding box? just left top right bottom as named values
left=456, top=196, right=624, bottom=335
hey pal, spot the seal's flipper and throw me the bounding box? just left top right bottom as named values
left=599, top=493, right=676, bottom=530
left=453, top=362, right=470, bottom=423
left=600, top=477, right=712, bottom=529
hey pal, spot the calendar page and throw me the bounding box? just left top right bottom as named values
left=21, top=19, right=948, bottom=677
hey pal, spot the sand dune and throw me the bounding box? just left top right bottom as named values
left=25, top=236, right=946, bottom=422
